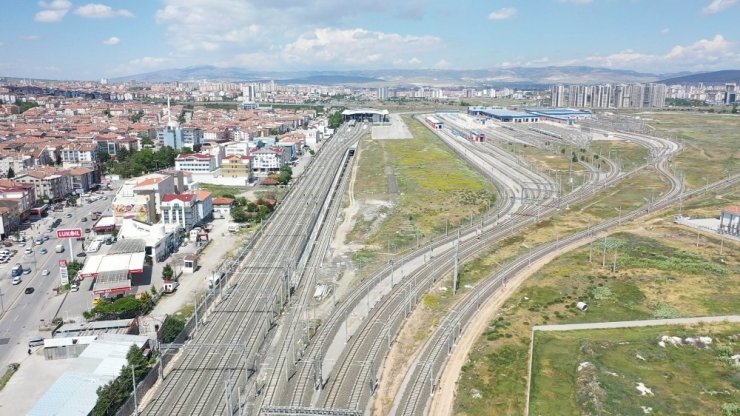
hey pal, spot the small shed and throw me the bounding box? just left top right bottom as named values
left=576, top=302, right=589, bottom=311
left=163, top=280, right=179, bottom=293
left=183, top=254, right=197, bottom=274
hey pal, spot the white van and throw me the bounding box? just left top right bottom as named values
left=12, top=276, right=21, bottom=285
left=55, top=244, right=64, bottom=253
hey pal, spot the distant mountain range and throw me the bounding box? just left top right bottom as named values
left=659, top=70, right=740, bottom=85
left=110, top=65, right=737, bottom=87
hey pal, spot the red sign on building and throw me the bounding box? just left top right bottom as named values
left=56, top=229, right=83, bottom=239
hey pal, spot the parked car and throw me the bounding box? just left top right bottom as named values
left=25, top=247, right=33, bottom=254
left=66, top=213, right=72, bottom=218
left=23, top=267, right=31, bottom=275
left=40, top=248, right=47, bottom=254
left=77, top=252, right=87, bottom=257
left=81, top=217, right=87, bottom=222
left=85, top=229, right=91, bottom=233
left=24, top=287, right=34, bottom=294
left=42, top=269, right=50, bottom=276
left=71, top=283, right=79, bottom=292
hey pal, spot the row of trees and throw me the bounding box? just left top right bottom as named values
left=103, top=146, right=180, bottom=178
left=83, top=292, right=155, bottom=320
left=91, top=345, right=152, bottom=416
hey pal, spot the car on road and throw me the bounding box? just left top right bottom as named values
left=24, top=287, right=34, bottom=294
left=71, top=283, right=79, bottom=292
left=43, top=235, right=49, bottom=241
left=12, top=276, right=21, bottom=285
left=85, top=228, right=91, bottom=233
left=35, top=239, right=43, bottom=245
left=23, top=267, right=31, bottom=275
left=81, top=217, right=87, bottom=222
left=77, top=252, right=87, bottom=257
left=66, top=213, right=72, bottom=218
left=25, top=247, right=33, bottom=254
left=42, top=269, right=50, bottom=276
left=40, top=248, right=47, bottom=254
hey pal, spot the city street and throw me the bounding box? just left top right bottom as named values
left=0, top=193, right=114, bottom=371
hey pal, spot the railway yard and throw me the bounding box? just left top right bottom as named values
left=137, top=111, right=738, bottom=416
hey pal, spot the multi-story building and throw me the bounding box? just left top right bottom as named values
left=250, top=147, right=286, bottom=175
left=556, top=83, right=665, bottom=109
left=68, top=167, right=96, bottom=193
left=112, top=173, right=175, bottom=223
left=0, top=179, right=36, bottom=216
left=0, top=154, right=33, bottom=178
left=174, top=153, right=217, bottom=173
left=222, top=155, right=253, bottom=180
left=14, top=168, right=72, bottom=201
left=160, top=190, right=213, bottom=232
left=160, top=193, right=197, bottom=232
left=224, top=142, right=251, bottom=157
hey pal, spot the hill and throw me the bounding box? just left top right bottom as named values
left=660, top=69, right=740, bottom=85
left=111, top=65, right=663, bottom=86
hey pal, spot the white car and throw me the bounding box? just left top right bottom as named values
left=42, top=269, right=50, bottom=276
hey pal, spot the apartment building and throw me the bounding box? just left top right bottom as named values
left=174, top=153, right=217, bottom=173
left=222, top=155, right=253, bottom=180
left=14, top=168, right=72, bottom=201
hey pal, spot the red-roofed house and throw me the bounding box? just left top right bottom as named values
left=160, top=193, right=197, bottom=231
left=212, top=197, right=234, bottom=219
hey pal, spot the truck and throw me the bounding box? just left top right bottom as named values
left=55, top=244, right=65, bottom=253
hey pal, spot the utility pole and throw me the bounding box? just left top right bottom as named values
left=602, top=235, right=608, bottom=268
left=612, top=248, right=618, bottom=273
left=131, top=364, right=138, bottom=416
left=453, top=230, right=460, bottom=294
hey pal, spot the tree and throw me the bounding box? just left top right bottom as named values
left=99, top=151, right=111, bottom=164
left=91, top=345, right=150, bottom=416
left=162, top=264, right=174, bottom=281
left=6, top=166, right=14, bottom=178
left=161, top=315, right=186, bottom=343
left=230, top=206, right=249, bottom=223
left=277, top=165, right=293, bottom=185
left=116, top=147, right=130, bottom=162
left=55, top=153, right=63, bottom=166
left=328, top=111, right=344, bottom=129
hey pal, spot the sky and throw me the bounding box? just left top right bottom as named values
left=0, top=0, right=739, bottom=80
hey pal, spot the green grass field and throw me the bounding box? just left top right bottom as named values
left=530, top=324, right=739, bottom=416
left=454, top=229, right=739, bottom=416
left=198, top=183, right=247, bottom=197
left=644, top=112, right=739, bottom=189
left=349, top=115, right=495, bottom=252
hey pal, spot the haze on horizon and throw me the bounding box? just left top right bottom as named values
left=1, top=0, right=739, bottom=80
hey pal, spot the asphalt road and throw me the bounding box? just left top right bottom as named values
left=0, top=193, right=114, bottom=370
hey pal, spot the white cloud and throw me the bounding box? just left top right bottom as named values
left=434, top=59, right=451, bottom=69
left=35, top=0, right=71, bottom=22
left=561, top=34, right=738, bottom=72
left=281, top=27, right=440, bottom=67
left=34, top=9, right=68, bottom=22
left=102, top=36, right=120, bottom=46
left=20, top=35, right=41, bottom=41
left=702, top=0, right=737, bottom=14
left=661, top=28, right=670, bottom=34
left=154, top=0, right=438, bottom=62
left=38, top=0, right=71, bottom=9
left=75, top=4, right=134, bottom=19
left=488, top=7, right=517, bottom=20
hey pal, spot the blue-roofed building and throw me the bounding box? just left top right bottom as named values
left=468, top=106, right=540, bottom=123
left=524, top=108, right=593, bottom=125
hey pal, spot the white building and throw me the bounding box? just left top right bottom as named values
left=224, top=142, right=251, bottom=157
left=174, top=153, right=217, bottom=173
